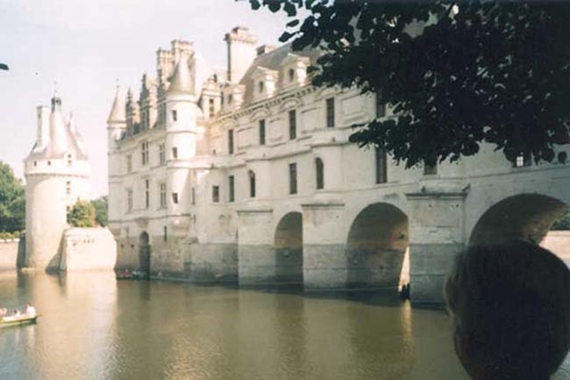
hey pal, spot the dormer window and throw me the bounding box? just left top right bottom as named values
left=228, top=94, right=233, bottom=105
left=258, top=81, right=264, bottom=94
left=288, top=69, right=295, bottom=82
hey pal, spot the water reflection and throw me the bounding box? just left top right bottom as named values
left=10, top=274, right=570, bottom=379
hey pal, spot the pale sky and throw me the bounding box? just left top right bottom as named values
left=0, top=0, right=294, bottom=198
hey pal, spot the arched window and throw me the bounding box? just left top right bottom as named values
left=249, top=170, right=256, bottom=198
left=315, top=158, right=324, bottom=190
left=258, top=81, right=264, bottom=94
left=288, top=68, right=295, bottom=82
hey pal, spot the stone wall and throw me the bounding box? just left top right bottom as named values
left=59, top=228, right=117, bottom=271
left=0, top=239, right=20, bottom=271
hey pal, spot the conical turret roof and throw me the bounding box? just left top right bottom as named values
left=167, top=54, right=193, bottom=95
left=107, top=86, right=125, bottom=123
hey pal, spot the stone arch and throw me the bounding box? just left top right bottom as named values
left=469, top=194, right=568, bottom=247
left=139, top=231, right=151, bottom=274
left=346, top=203, right=409, bottom=290
left=274, top=212, right=303, bottom=284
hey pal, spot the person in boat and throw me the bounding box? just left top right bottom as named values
left=0, top=307, right=6, bottom=317
left=25, top=304, right=36, bottom=317
left=445, top=240, right=570, bottom=380
left=12, top=309, right=20, bottom=317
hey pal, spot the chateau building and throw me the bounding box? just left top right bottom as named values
left=108, top=26, right=570, bottom=302
left=24, top=94, right=91, bottom=269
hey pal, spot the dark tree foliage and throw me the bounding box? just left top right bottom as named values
left=0, top=162, right=25, bottom=233
left=67, top=200, right=96, bottom=228
left=91, top=196, right=108, bottom=227
left=248, top=0, right=570, bottom=167
left=551, top=211, right=570, bottom=231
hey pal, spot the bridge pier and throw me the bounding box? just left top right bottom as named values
left=406, top=191, right=467, bottom=303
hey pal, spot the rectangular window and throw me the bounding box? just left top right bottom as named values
left=513, top=152, right=532, bottom=168
left=141, top=142, right=149, bottom=165
left=209, top=98, right=215, bottom=118
left=163, top=226, right=168, bottom=242
left=424, top=162, right=438, bottom=175
left=127, top=155, right=132, bottom=172
left=259, top=119, right=266, bottom=145
left=159, top=183, right=167, bottom=208
left=228, top=130, right=234, bottom=154
left=67, top=154, right=72, bottom=167
left=65, top=181, right=71, bottom=196
left=326, top=97, right=335, bottom=128
left=159, top=144, right=165, bottom=165
left=191, top=187, right=196, bottom=205
left=172, top=109, right=178, bottom=122
left=289, top=163, right=297, bottom=195
left=375, top=148, right=388, bottom=184
left=376, top=94, right=386, bottom=118
left=212, top=186, right=220, bottom=203
left=172, top=192, right=179, bottom=204
left=289, top=110, right=297, bottom=140
left=228, top=175, right=235, bottom=202
left=145, top=179, right=150, bottom=209
left=127, top=189, right=133, bottom=212
left=172, top=147, right=178, bottom=160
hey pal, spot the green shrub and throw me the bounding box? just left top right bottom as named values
left=67, top=200, right=96, bottom=228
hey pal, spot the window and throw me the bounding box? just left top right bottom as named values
left=141, top=142, right=149, bottom=165
left=259, top=119, right=266, bottom=145
left=145, top=179, right=150, bottom=209
left=171, top=109, right=178, bottom=122
left=289, top=110, right=297, bottom=140
left=229, top=176, right=235, bottom=202
left=127, top=155, right=132, bottom=172
left=376, top=93, right=386, bottom=118
left=258, top=81, right=264, bottom=94
left=163, top=226, right=167, bottom=242
left=159, top=183, right=167, bottom=208
left=67, top=154, right=72, bottom=167
left=172, top=147, right=178, bottom=160
left=228, top=94, right=233, bottom=105
left=159, top=144, right=165, bottom=165
left=209, top=98, right=215, bottom=118
left=191, top=187, right=196, bottom=205
left=249, top=171, right=256, bottom=198
left=172, top=192, right=179, bottom=204
left=212, top=186, right=220, bottom=203
left=424, top=161, right=438, bottom=175
left=289, top=163, right=297, bottom=195
left=228, top=130, right=234, bottom=154
left=375, top=148, right=388, bottom=184
left=288, top=68, right=295, bottom=82
left=514, top=152, right=532, bottom=168
left=315, top=158, right=324, bottom=189
left=127, top=189, right=133, bottom=212
left=65, top=181, right=71, bottom=196
left=326, top=97, right=335, bottom=128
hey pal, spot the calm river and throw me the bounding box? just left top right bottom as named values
left=0, top=272, right=568, bottom=380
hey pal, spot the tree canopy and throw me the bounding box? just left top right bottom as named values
left=67, top=200, right=96, bottom=228
left=0, top=162, right=25, bottom=233
left=91, top=196, right=108, bottom=227
left=248, top=1, right=570, bottom=167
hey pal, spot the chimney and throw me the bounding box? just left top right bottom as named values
left=256, top=45, right=276, bottom=56
left=36, top=105, right=50, bottom=150
left=224, top=26, right=258, bottom=83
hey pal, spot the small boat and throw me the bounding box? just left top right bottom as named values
left=0, top=314, right=38, bottom=327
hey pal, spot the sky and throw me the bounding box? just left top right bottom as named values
left=0, top=0, right=294, bottom=198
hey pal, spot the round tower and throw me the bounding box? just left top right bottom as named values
left=107, top=86, right=127, bottom=234
left=24, top=94, right=91, bottom=270
left=165, top=53, right=199, bottom=215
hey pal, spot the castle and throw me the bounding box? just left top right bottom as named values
left=107, top=26, right=570, bottom=302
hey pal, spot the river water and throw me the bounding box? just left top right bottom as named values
left=0, top=272, right=568, bottom=380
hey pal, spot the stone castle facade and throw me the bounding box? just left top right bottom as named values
left=108, top=26, right=570, bottom=302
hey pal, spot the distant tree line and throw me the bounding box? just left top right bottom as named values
left=0, top=162, right=25, bottom=238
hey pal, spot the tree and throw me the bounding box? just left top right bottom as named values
left=67, top=200, right=96, bottom=228
left=551, top=212, right=570, bottom=231
left=0, top=162, right=25, bottom=233
left=248, top=1, right=570, bottom=167
left=91, top=196, right=108, bottom=227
